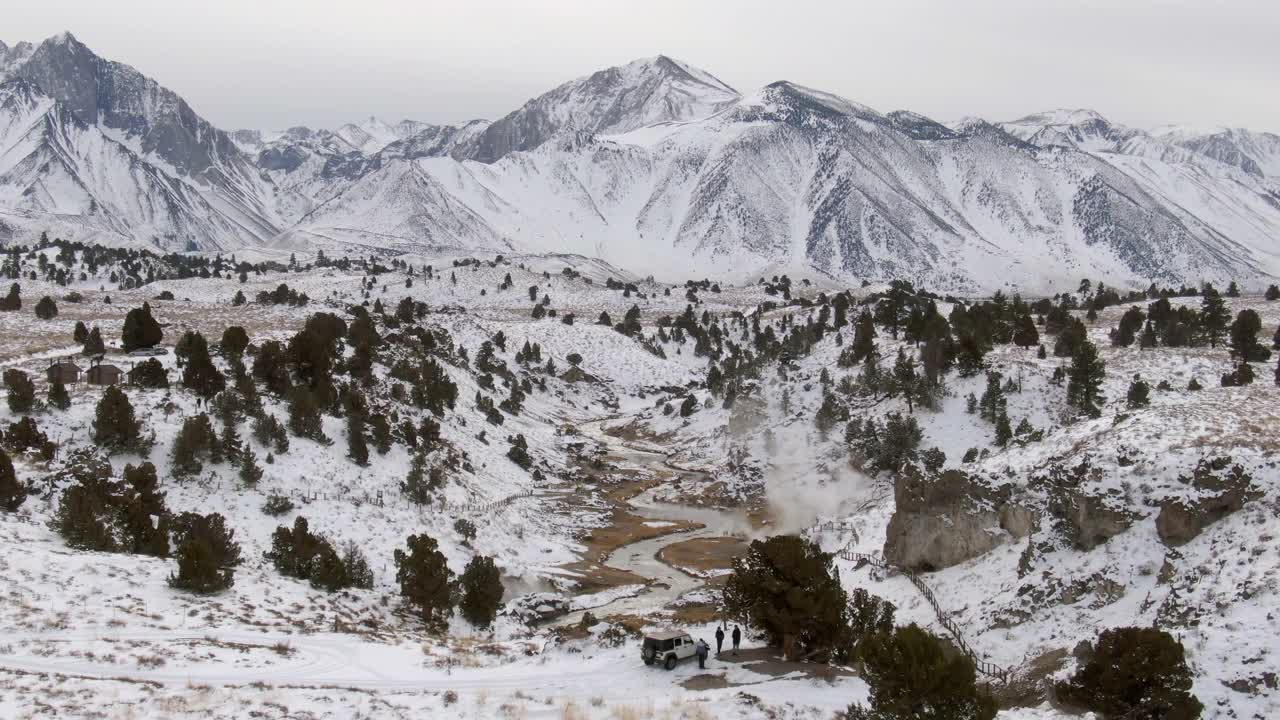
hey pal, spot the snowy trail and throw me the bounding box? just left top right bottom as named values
left=0, top=627, right=638, bottom=695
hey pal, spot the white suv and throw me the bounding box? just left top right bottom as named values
left=641, top=630, right=695, bottom=670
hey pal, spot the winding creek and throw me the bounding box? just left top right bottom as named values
left=551, top=422, right=758, bottom=626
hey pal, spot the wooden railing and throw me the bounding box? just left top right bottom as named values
left=838, top=547, right=1010, bottom=683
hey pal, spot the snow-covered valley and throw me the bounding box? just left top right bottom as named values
left=0, top=236, right=1276, bottom=719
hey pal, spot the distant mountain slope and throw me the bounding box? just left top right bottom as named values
left=1, top=32, right=1279, bottom=291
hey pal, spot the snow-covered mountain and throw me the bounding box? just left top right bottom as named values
left=2, top=32, right=1280, bottom=291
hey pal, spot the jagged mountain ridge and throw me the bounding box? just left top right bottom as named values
left=1, top=32, right=1279, bottom=291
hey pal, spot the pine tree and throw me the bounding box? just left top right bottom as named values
left=73, top=320, right=88, bottom=344
left=81, top=326, right=105, bottom=356
left=1056, top=627, right=1201, bottom=720
left=1066, top=339, right=1106, bottom=418
left=891, top=349, right=922, bottom=413
left=52, top=452, right=121, bottom=551
left=458, top=555, right=503, bottom=629
left=120, top=462, right=170, bottom=557
left=182, top=333, right=226, bottom=399
left=1139, top=320, right=1159, bottom=349
left=34, top=296, right=57, bottom=320
left=723, top=535, right=851, bottom=660
left=287, top=386, right=328, bottom=442
left=1228, top=309, right=1269, bottom=361
left=121, top=304, right=163, bottom=351
left=401, top=452, right=444, bottom=505
left=0, top=447, right=26, bottom=512
left=1126, top=375, right=1151, bottom=408
left=168, top=512, right=241, bottom=594
left=346, top=411, right=369, bottom=465
left=239, top=446, right=264, bottom=487
left=978, top=371, right=1006, bottom=422
left=394, top=533, right=455, bottom=631
left=1012, top=313, right=1039, bottom=348
left=847, top=624, right=997, bottom=720
left=221, top=326, right=250, bottom=358
left=173, top=413, right=220, bottom=477
left=993, top=410, right=1012, bottom=447
left=0, top=283, right=20, bottom=311
left=3, top=369, right=36, bottom=413
left=92, top=386, right=149, bottom=455
left=1199, top=287, right=1230, bottom=348
left=1266, top=284, right=1280, bottom=301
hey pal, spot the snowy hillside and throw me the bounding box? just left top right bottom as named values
left=1, top=237, right=1279, bottom=718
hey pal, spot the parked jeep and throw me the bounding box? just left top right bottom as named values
left=641, top=630, right=695, bottom=670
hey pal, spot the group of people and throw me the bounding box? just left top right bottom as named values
left=694, top=624, right=741, bottom=669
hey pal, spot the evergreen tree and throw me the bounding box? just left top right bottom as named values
left=1056, top=627, right=1201, bottom=720
left=130, top=358, right=169, bottom=388
left=977, top=371, right=1006, bottom=423
left=239, top=445, right=263, bottom=486
left=221, top=326, right=250, bottom=358
left=34, top=296, right=57, bottom=320
left=3, top=369, right=36, bottom=413
left=723, top=535, right=851, bottom=660
left=1228, top=309, right=1269, bottom=361
left=401, top=452, right=445, bottom=504
left=1199, top=287, right=1230, bottom=348
left=172, top=414, right=219, bottom=477
left=993, top=410, right=1012, bottom=447
left=346, top=411, right=369, bottom=465
left=890, top=349, right=923, bottom=413
left=0, top=447, right=26, bottom=512
left=121, top=304, right=163, bottom=351
left=52, top=452, right=121, bottom=551
left=73, top=320, right=88, bottom=344
left=1139, top=320, right=1159, bottom=349
left=1127, top=375, right=1151, bottom=408
left=81, top=326, right=105, bottom=356
left=120, top=462, right=170, bottom=557
left=1112, top=307, right=1144, bottom=347
left=168, top=512, right=241, bottom=594
left=458, top=555, right=504, bottom=629
left=394, top=533, right=455, bottom=631
left=0, top=283, right=20, bottom=311
left=1012, top=313, right=1039, bottom=348
left=1066, top=339, right=1106, bottom=418
left=845, top=624, right=997, bottom=720
left=1265, top=284, right=1280, bottom=301
left=287, top=386, right=328, bottom=442
left=181, top=333, right=226, bottom=399
left=507, top=434, right=533, bottom=469
left=843, top=310, right=878, bottom=366
left=92, top=386, right=149, bottom=455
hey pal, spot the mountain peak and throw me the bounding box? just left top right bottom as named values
left=1008, top=108, right=1109, bottom=127
left=463, top=54, right=740, bottom=162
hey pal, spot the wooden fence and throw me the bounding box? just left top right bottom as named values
left=838, top=547, right=1010, bottom=683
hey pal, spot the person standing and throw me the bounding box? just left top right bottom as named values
left=731, top=625, right=741, bottom=655
left=715, top=626, right=725, bottom=656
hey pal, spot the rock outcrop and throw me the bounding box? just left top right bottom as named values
left=884, top=466, right=1017, bottom=571
left=1156, top=458, right=1259, bottom=546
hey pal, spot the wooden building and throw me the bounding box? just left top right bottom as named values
left=86, top=363, right=124, bottom=386
left=46, top=360, right=82, bottom=384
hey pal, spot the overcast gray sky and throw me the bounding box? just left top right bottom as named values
left=7, top=0, right=1279, bottom=133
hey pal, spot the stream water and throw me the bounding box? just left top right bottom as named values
left=550, top=424, right=756, bottom=627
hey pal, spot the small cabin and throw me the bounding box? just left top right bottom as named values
left=47, top=360, right=82, bottom=384
left=86, top=363, right=124, bottom=386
